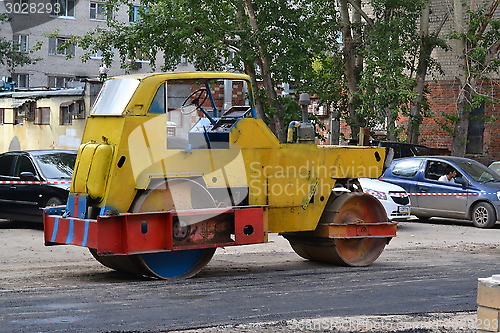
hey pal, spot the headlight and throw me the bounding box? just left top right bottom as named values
left=497, top=192, right=500, bottom=201
left=365, top=189, right=387, bottom=201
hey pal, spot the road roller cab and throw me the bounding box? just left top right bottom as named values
left=43, top=71, right=397, bottom=279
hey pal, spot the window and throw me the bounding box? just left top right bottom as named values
left=71, top=100, right=85, bottom=119
left=13, top=34, right=28, bottom=53
left=51, top=0, right=75, bottom=17
left=15, top=109, right=24, bottom=125
left=34, top=107, right=50, bottom=125
left=60, top=105, right=72, bottom=125
left=60, top=100, right=84, bottom=119
left=90, top=2, right=111, bottom=20
left=467, top=104, right=485, bottom=154
left=49, top=37, right=75, bottom=56
left=14, top=156, right=36, bottom=177
left=12, top=74, right=29, bottom=88
left=0, top=109, right=4, bottom=124
left=48, top=76, right=72, bottom=88
left=0, top=108, right=22, bottom=124
left=0, top=155, right=15, bottom=177
left=91, top=78, right=140, bottom=115
left=129, top=5, right=140, bottom=23
left=391, top=159, right=422, bottom=178
left=90, top=49, right=103, bottom=60
left=148, top=84, right=166, bottom=114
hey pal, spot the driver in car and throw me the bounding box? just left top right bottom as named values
left=438, top=167, right=457, bottom=183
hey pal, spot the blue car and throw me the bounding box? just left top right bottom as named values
left=381, top=156, right=500, bottom=228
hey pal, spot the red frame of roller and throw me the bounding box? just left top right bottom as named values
left=44, top=206, right=267, bottom=255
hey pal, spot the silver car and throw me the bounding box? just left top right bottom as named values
left=382, top=156, right=500, bottom=228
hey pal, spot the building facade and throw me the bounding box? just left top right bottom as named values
left=0, top=0, right=168, bottom=89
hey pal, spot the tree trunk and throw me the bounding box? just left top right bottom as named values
left=408, top=3, right=430, bottom=144
left=235, top=1, right=266, bottom=122
left=340, top=0, right=363, bottom=139
left=451, top=83, right=472, bottom=156
left=242, top=0, right=285, bottom=142
left=386, top=107, right=397, bottom=141
left=243, top=60, right=266, bottom=121
left=451, top=0, right=469, bottom=157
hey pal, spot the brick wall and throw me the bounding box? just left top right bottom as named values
left=421, top=80, right=500, bottom=165
left=336, top=79, right=500, bottom=165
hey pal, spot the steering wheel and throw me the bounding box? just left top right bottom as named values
left=180, top=88, right=209, bottom=115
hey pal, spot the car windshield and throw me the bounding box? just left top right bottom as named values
left=490, top=163, right=500, bottom=175
left=455, top=160, right=500, bottom=183
left=34, top=153, right=76, bottom=179
left=91, top=78, right=140, bottom=115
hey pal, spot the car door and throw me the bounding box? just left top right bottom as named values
left=381, top=158, right=422, bottom=212
left=10, top=154, right=44, bottom=218
left=416, top=160, right=468, bottom=218
left=0, top=153, right=17, bottom=217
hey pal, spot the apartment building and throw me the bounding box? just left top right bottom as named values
left=0, top=0, right=163, bottom=89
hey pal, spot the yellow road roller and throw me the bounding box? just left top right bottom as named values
left=43, top=71, right=396, bottom=279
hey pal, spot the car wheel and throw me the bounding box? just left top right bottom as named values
left=45, top=197, right=63, bottom=207
left=471, top=202, right=496, bottom=228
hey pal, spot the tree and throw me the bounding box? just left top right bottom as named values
left=70, top=0, right=339, bottom=142
left=407, top=3, right=449, bottom=144
left=450, top=0, right=500, bottom=156
left=0, top=14, right=34, bottom=71
left=336, top=0, right=448, bottom=142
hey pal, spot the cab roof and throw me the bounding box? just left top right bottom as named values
left=111, top=71, right=252, bottom=82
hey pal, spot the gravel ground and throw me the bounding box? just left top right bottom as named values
left=1, top=218, right=499, bottom=332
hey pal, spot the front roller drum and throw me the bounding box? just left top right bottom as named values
left=283, top=192, right=393, bottom=267
left=90, top=178, right=217, bottom=279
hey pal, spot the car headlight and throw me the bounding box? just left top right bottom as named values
left=497, top=192, right=500, bottom=201
left=365, top=189, right=387, bottom=201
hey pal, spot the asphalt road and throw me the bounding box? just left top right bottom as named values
left=0, top=218, right=499, bottom=332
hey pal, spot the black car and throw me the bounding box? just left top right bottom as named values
left=0, top=150, right=77, bottom=222
left=348, top=140, right=432, bottom=159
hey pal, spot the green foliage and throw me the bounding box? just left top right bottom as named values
left=444, top=0, right=500, bottom=138
left=357, top=0, right=426, bottom=137
left=449, top=1, right=500, bottom=79
left=435, top=112, right=460, bottom=137
left=65, top=0, right=342, bottom=140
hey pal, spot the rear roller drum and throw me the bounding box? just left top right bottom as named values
left=285, top=192, right=390, bottom=267
left=90, top=178, right=216, bottom=279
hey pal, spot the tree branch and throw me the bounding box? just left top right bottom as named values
left=484, top=40, right=500, bottom=64
left=431, top=11, right=449, bottom=37
left=475, top=0, right=500, bottom=37
left=346, top=0, right=374, bottom=28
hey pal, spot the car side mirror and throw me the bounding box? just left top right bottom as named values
left=455, top=177, right=467, bottom=187
left=20, top=172, right=38, bottom=181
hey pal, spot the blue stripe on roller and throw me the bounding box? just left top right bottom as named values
left=82, top=220, right=90, bottom=247
left=66, top=219, right=74, bottom=244
left=141, top=249, right=207, bottom=279
left=66, top=195, right=75, bottom=217
left=51, top=217, right=60, bottom=243
left=77, top=195, right=87, bottom=219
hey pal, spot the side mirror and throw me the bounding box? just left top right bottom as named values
left=20, top=172, right=38, bottom=181
left=455, top=177, right=467, bottom=187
